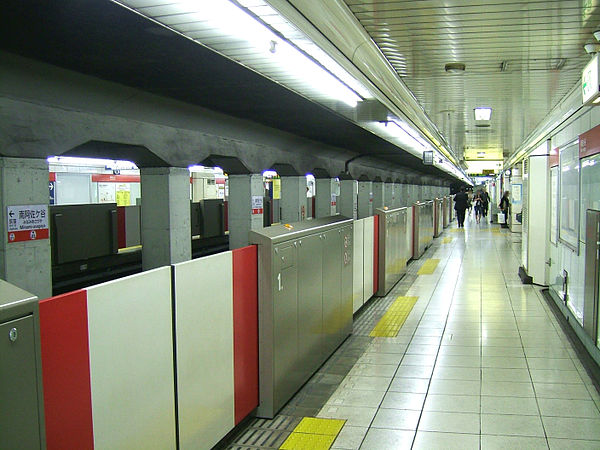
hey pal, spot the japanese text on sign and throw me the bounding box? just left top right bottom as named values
left=7, top=205, right=50, bottom=243
left=7, top=205, right=49, bottom=231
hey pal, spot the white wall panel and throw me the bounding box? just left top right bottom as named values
left=86, top=267, right=176, bottom=450
left=55, top=173, right=92, bottom=205
left=527, top=156, right=549, bottom=284
left=362, top=216, right=374, bottom=303
left=353, top=219, right=364, bottom=313
left=173, top=252, right=234, bottom=450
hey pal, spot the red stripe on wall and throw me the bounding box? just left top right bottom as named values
left=580, top=126, right=600, bottom=158
left=91, top=174, right=140, bottom=183
left=39, top=290, right=94, bottom=450
left=232, top=246, right=259, bottom=424
left=49, top=172, right=56, bottom=182
left=373, top=215, right=379, bottom=295
left=117, top=206, right=126, bottom=249
left=549, top=147, right=559, bottom=168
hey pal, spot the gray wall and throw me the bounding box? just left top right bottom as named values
left=0, top=51, right=450, bottom=186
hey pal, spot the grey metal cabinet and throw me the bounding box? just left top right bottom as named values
left=340, top=225, right=354, bottom=339
left=272, top=243, right=300, bottom=411
left=0, top=281, right=44, bottom=450
left=297, top=234, right=323, bottom=379
left=413, top=201, right=434, bottom=259
left=250, top=216, right=353, bottom=418
left=376, top=207, right=409, bottom=296
left=322, top=228, right=342, bottom=358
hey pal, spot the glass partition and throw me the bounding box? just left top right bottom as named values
left=559, top=141, right=580, bottom=252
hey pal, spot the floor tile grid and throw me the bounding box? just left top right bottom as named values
left=485, top=232, right=550, bottom=444
left=273, top=239, right=456, bottom=448
left=226, top=223, right=600, bottom=449
left=493, top=229, right=600, bottom=446
left=351, top=231, right=466, bottom=449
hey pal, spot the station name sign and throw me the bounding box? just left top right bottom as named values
left=423, top=151, right=434, bottom=165
left=7, top=204, right=49, bottom=243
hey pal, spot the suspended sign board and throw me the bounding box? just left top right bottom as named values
left=582, top=53, right=600, bottom=106
left=423, top=151, right=434, bottom=165
left=7, top=205, right=49, bottom=243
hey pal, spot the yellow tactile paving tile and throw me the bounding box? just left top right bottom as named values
left=442, top=237, right=453, bottom=244
left=279, top=432, right=336, bottom=450
left=417, top=258, right=440, bottom=275
left=279, top=418, right=346, bottom=450
left=370, top=296, right=418, bottom=337
left=294, top=417, right=346, bottom=435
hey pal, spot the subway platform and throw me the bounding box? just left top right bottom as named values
left=224, top=216, right=600, bottom=449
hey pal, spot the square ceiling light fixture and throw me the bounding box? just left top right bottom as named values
left=474, top=107, right=492, bottom=121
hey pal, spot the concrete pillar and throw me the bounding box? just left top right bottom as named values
left=384, top=182, right=394, bottom=208
left=397, top=184, right=407, bottom=207
left=280, top=176, right=306, bottom=223
left=338, top=179, right=358, bottom=219
left=372, top=180, right=385, bottom=210
left=393, top=182, right=403, bottom=208
left=410, top=185, right=417, bottom=205
left=140, top=167, right=191, bottom=270
left=0, top=157, right=52, bottom=299
left=315, top=178, right=337, bottom=218
left=228, top=174, right=264, bottom=249
left=357, top=180, right=373, bottom=219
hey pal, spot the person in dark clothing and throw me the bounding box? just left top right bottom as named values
left=499, top=191, right=510, bottom=228
left=473, top=191, right=483, bottom=224
left=480, top=189, right=490, bottom=218
left=454, top=187, right=469, bottom=227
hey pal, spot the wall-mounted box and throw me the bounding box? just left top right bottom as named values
left=0, top=280, right=44, bottom=450
left=249, top=216, right=353, bottom=418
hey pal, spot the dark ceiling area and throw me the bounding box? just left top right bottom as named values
left=1, top=0, right=457, bottom=183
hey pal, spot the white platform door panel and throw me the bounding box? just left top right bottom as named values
left=86, top=267, right=176, bottom=450
left=363, top=216, right=374, bottom=303
left=353, top=219, right=365, bottom=313
left=173, top=252, right=234, bottom=450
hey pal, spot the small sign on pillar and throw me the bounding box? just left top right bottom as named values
left=251, top=196, right=264, bottom=215
left=7, top=205, right=49, bottom=243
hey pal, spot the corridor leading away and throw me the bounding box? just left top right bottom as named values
left=226, top=217, right=600, bottom=450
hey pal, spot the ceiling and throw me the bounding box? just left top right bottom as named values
left=3, top=1, right=594, bottom=181
left=0, top=0, right=459, bottom=182
left=343, top=0, right=600, bottom=164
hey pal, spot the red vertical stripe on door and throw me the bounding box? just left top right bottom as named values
left=232, top=245, right=259, bottom=424
left=117, top=206, right=126, bottom=249
left=373, top=215, right=379, bottom=295
left=39, top=290, right=94, bottom=450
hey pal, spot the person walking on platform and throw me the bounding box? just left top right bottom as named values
left=481, top=189, right=490, bottom=219
left=473, top=191, right=483, bottom=224
left=454, top=187, right=468, bottom=227
left=499, top=190, right=510, bottom=228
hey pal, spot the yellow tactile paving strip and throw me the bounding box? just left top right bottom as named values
left=442, top=237, right=453, bottom=244
left=279, top=418, right=346, bottom=450
left=369, top=296, right=419, bottom=337
left=417, top=258, right=440, bottom=275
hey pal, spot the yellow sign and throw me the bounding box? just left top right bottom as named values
left=116, top=190, right=131, bottom=206
left=272, top=178, right=281, bottom=200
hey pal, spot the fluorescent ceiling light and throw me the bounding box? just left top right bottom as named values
left=115, top=0, right=364, bottom=107
left=380, top=119, right=430, bottom=155
left=47, top=156, right=138, bottom=170
left=474, top=107, right=492, bottom=121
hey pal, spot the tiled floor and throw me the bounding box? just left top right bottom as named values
left=226, top=216, right=600, bottom=449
